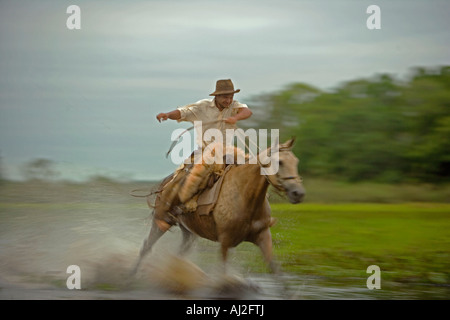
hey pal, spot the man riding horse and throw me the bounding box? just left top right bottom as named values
left=131, top=82, right=304, bottom=276
left=155, top=79, right=253, bottom=231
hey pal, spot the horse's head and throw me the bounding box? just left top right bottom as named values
left=259, top=137, right=305, bottom=204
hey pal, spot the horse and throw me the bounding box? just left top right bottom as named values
left=131, top=137, right=305, bottom=275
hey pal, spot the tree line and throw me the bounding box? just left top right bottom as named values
left=245, top=66, right=450, bottom=183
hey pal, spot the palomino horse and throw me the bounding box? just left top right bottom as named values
left=131, top=138, right=305, bottom=275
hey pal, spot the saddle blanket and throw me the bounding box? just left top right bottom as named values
left=195, top=165, right=233, bottom=216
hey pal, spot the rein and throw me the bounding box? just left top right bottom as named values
left=261, top=161, right=302, bottom=193
left=234, top=135, right=302, bottom=193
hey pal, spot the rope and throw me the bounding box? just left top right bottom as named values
left=129, top=188, right=162, bottom=198
left=164, top=120, right=288, bottom=193
left=165, top=119, right=226, bottom=158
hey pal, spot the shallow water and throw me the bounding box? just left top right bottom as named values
left=0, top=182, right=448, bottom=300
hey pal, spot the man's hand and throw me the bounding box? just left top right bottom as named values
left=224, top=108, right=252, bottom=124
left=224, top=116, right=238, bottom=124
left=156, top=110, right=181, bottom=122
left=156, top=113, right=169, bottom=122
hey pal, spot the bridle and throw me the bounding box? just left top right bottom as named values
left=259, top=147, right=303, bottom=192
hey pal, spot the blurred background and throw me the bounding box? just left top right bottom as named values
left=1, top=0, right=449, bottom=182
left=0, top=0, right=449, bottom=299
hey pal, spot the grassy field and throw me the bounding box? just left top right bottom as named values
left=269, top=176, right=450, bottom=203
left=233, top=202, right=450, bottom=298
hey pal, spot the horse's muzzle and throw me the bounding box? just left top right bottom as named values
left=287, top=188, right=305, bottom=204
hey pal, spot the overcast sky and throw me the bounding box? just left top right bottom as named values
left=0, top=0, right=449, bottom=181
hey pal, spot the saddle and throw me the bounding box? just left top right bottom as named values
left=162, top=144, right=245, bottom=217
left=183, top=164, right=233, bottom=216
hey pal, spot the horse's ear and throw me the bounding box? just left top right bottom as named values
left=259, top=139, right=278, bottom=159
left=270, top=138, right=280, bottom=155
left=283, top=136, right=296, bottom=150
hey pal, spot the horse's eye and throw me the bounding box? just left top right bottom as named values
left=279, top=160, right=284, bottom=166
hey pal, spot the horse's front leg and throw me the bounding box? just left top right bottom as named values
left=218, top=235, right=231, bottom=274
left=255, top=228, right=280, bottom=274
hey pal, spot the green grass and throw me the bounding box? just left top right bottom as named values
left=269, top=177, right=450, bottom=203
left=233, top=203, right=450, bottom=298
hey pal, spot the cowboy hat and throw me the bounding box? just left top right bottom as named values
left=209, top=79, right=240, bottom=96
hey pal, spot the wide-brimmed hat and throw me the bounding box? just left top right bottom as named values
left=209, top=79, right=240, bottom=96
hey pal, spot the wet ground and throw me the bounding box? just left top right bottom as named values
left=0, top=181, right=448, bottom=300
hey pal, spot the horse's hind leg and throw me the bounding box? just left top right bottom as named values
left=130, top=217, right=169, bottom=275
left=178, top=224, right=196, bottom=256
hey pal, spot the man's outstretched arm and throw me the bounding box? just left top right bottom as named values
left=156, top=110, right=181, bottom=122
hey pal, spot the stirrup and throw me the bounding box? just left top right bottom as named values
left=171, top=205, right=183, bottom=216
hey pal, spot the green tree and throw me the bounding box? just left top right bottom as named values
left=248, top=66, right=450, bottom=183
